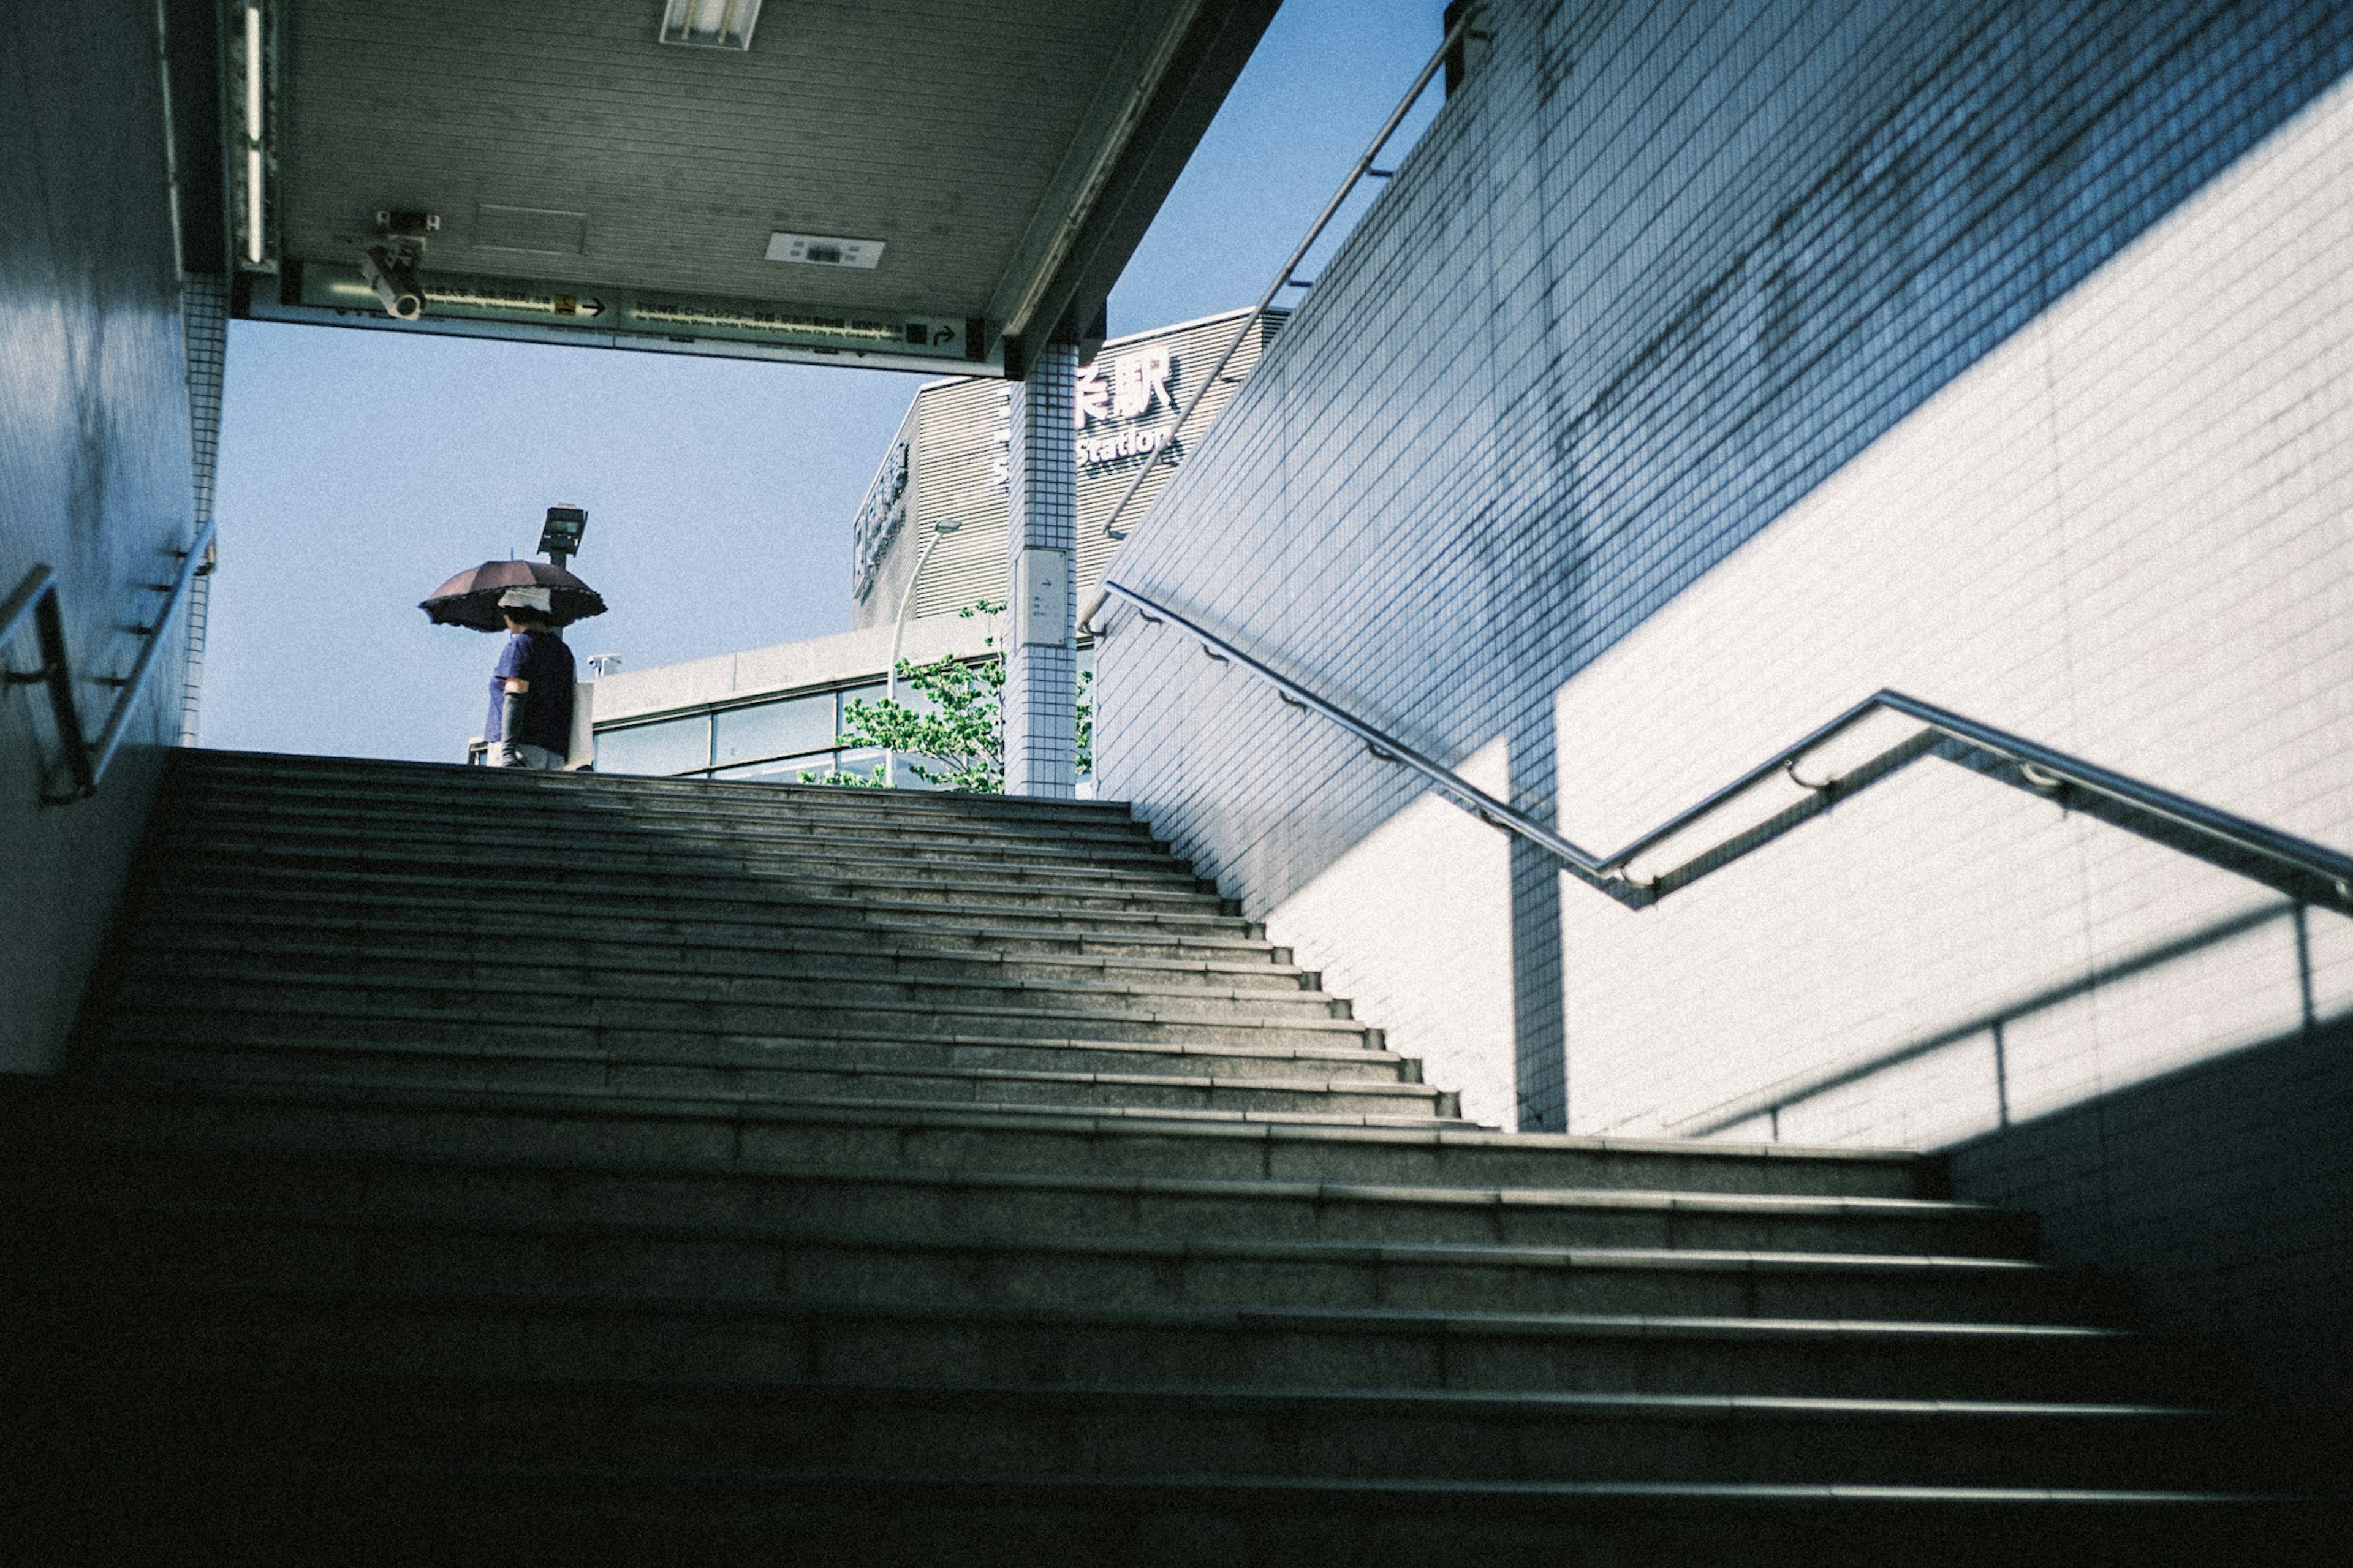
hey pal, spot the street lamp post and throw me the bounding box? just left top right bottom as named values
left=884, top=518, right=960, bottom=787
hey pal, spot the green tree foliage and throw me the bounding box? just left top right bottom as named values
left=808, top=600, right=1091, bottom=792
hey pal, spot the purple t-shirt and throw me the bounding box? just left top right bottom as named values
left=485, top=631, right=575, bottom=752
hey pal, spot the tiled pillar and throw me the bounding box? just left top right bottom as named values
left=1003, top=343, right=1078, bottom=797
left=178, top=273, right=229, bottom=747
left=1508, top=702, right=1567, bottom=1132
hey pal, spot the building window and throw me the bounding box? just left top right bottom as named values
left=595, top=713, right=711, bottom=776
left=714, top=692, right=836, bottom=768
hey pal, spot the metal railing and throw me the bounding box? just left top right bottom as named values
left=1, top=520, right=218, bottom=804
left=1095, top=581, right=2353, bottom=918
left=1097, top=2, right=1486, bottom=543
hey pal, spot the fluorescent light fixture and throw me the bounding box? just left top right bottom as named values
left=246, top=148, right=264, bottom=263
left=243, top=6, right=264, bottom=263
left=765, top=232, right=885, bottom=269
left=244, top=7, right=262, bottom=139
left=659, top=0, right=762, bottom=50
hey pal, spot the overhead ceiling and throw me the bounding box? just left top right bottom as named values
left=183, top=0, right=1280, bottom=374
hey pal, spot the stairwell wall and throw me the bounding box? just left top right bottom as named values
left=1, top=4, right=206, bottom=1072
left=1094, top=0, right=2353, bottom=1380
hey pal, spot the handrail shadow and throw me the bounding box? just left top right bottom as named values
left=1669, top=900, right=2321, bottom=1137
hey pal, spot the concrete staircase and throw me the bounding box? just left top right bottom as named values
left=1, top=750, right=2338, bottom=1563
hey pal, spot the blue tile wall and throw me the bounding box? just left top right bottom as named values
left=0, top=4, right=203, bottom=1070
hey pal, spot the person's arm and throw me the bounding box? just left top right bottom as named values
left=491, top=638, right=531, bottom=757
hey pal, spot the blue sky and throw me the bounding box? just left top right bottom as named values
left=201, top=0, right=1447, bottom=760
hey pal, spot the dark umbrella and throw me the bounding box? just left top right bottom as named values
left=419, top=559, right=608, bottom=631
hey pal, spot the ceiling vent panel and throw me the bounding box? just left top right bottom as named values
left=475, top=205, right=588, bottom=256
left=767, top=232, right=885, bottom=269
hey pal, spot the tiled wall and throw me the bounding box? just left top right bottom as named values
left=1095, top=0, right=2353, bottom=1379
left=1548, top=73, right=2353, bottom=1148
left=179, top=274, right=229, bottom=746
left=0, top=5, right=204, bottom=1070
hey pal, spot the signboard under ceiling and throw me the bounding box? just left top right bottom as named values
left=260, top=260, right=980, bottom=371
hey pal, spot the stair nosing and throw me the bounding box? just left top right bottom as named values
left=17, top=1074, right=1919, bottom=1162
left=131, top=915, right=1306, bottom=978
left=2, top=1138, right=2001, bottom=1219
left=106, top=985, right=1379, bottom=1040
left=94, top=1043, right=1436, bottom=1100
left=12, top=1192, right=2045, bottom=1279
left=122, top=946, right=1340, bottom=1013
left=58, top=1067, right=1471, bottom=1131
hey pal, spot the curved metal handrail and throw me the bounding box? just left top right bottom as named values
left=1, top=520, right=218, bottom=804
left=1096, top=580, right=2353, bottom=916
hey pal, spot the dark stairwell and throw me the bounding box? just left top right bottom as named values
left=0, top=750, right=2341, bottom=1564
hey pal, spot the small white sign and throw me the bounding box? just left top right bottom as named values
left=766, top=232, right=885, bottom=268
left=1017, top=548, right=1070, bottom=646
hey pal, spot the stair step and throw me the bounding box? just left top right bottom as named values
left=136, top=878, right=1281, bottom=953
left=0, top=1077, right=1936, bottom=1197
left=182, top=749, right=1143, bottom=817
left=97, top=1023, right=1419, bottom=1087
left=154, top=849, right=1233, bottom=918
left=15, top=1446, right=2322, bottom=1568
left=120, top=943, right=1354, bottom=1023
left=146, top=860, right=1255, bottom=931
left=4, top=1270, right=2182, bottom=1400
left=94, top=1043, right=1453, bottom=1118
left=131, top=912, right=1318, bottom=991
left=162, top=793, right=1183, bottom=866
left=0, top=1311, right=2219, bottom=1489
left=152, top=820, right=1213, bottom=894
left=104, top=979, right=1384, bottom=1053
left=5, top=1190, right=2088, bottom=1324
left=0, top=1142, right=2021, bottom=1259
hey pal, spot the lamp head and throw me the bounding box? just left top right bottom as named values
left=538, top=506, right=588, bottom=561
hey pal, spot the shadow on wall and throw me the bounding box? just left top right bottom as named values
left=1680, top=901, right=2334, bottom=1142
left=1947, top=1013, right=2353, bottom=1422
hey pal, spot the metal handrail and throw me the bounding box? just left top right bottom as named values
left=1, top=520, right=218, bottom=804
left=1097, top=2, right=1485, bottom=544
left=1096, top=581, right=2353, bottom=917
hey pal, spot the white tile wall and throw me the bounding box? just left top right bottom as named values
left=1262, top=740, right=1516, bottom=1129
left=1552, top=69, right=2353, bottom=1145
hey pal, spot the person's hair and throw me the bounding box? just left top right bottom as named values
left=503, top=608, right=552, bottom=630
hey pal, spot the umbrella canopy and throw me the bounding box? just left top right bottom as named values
left=420, top=560, right=608, bottom=632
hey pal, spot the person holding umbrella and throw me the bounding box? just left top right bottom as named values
left=419, top=506, right=608, bottom=768
left=484, top=586, right=575, bottom=770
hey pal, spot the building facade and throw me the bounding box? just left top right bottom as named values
left=852, top=308, right=1284, bottom=631
left=587, top=310, right=1281, bottom=781
left=1092, top=0, right=2353, bottom=1407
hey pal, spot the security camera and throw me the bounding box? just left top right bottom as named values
left=359, top=245, right=424, bottom=320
